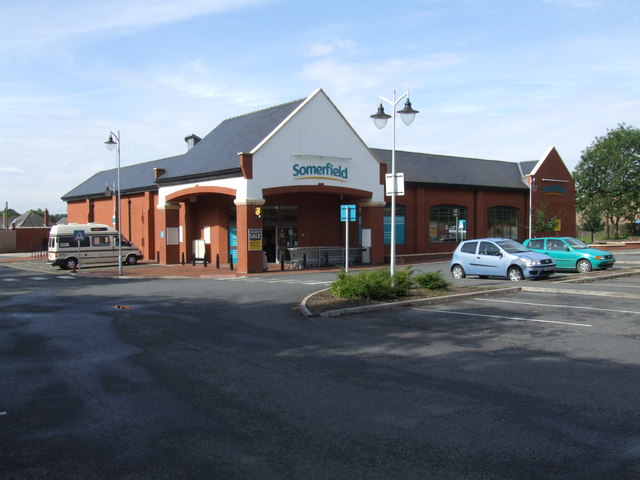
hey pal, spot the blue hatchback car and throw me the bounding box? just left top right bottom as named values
left=450, top=238, right=556, bottom=281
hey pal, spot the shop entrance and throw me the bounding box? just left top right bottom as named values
left=262, top=206, right=298, bottom=263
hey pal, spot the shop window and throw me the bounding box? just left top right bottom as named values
left=487, top=206, right=518, bottom=239
left=429, top=205, right=467, bottom=243
left=384, top=205, right=406, bottom=245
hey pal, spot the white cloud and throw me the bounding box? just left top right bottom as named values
left=0, top=0, right=282, bottom=58
left=300, top=52, right=462, bottom=97
left=305, top=38, right=360, bottom=58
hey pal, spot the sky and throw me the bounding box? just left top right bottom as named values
left=1, top=0, right=639, bottom=214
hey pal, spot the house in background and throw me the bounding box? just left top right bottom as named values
left=0, top=210, right=55, bottom=253
left=62, top=88, right=576, bottom=273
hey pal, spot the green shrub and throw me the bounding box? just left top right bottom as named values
left=413, top=270, right=451, bottom=290
left=330, top=268, right=414, bottom=300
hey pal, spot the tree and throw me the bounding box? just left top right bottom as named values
left=532, top=202, right=558, bottom=237
left=574, top=123, right=640, bottom=238
left=579, top=205, right=605, bottom=243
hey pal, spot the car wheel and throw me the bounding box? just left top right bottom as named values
left=576, top=259, right=592, bottom=273
left=63, top=257, right=78, bottom=270
left=507, top=266, right=524, bottom=282
left=451, top=264, right=466, bottom=279
left=125, top=254, right=138, bottom=265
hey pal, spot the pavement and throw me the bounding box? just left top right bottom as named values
left=0, top=252, right=348, bottom=279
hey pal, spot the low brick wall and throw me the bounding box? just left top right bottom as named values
left=15, top=228, right=50, bottom=253
left=590, top=241, right=640, bottom=250
left=0, top=230, right=16, bottom=253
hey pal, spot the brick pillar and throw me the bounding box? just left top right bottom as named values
left=360, top=200, right=385, bottom=265
left=157, top=203, right=181, bottom=264
left=234, top=199, right=265, bottom=274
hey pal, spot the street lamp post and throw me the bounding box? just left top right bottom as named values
left=528, top=176, right=536, bottom=238
left=105, top=130, right=123, bottom=276
left=371, top=91, right=418, bottom=279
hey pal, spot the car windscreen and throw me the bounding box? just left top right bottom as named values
left=496, top=239, right=529, bottom=253
left=564, top=237, right=588, bottom=249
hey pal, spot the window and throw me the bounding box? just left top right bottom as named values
left=58, top=236, right=90, bottom=248
left=92, top=235, right=111, bottom=247
left=384, top=205, right=405, bottom=245
left=461, top=241, right=477, bottom=254
left=479, top=241, right=500, bottom=256
left=527, top=239, right=544, bottom=249
left=429, top=205, right=467, bottom=243
left=487, top=206, right=518, bottom=240
left=546, top=239, right=565, bottom=251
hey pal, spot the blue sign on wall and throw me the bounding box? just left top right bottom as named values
left=384, top=215, right=406, bottom=245
left=229, top=226, right=238, bottom=262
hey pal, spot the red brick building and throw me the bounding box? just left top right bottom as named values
left=62, top=89, right=575, bottom=273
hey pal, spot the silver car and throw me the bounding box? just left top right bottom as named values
left=450, top=238, right=556, bottom=281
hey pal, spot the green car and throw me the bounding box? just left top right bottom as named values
left=522, top=237, right=615, bottom=273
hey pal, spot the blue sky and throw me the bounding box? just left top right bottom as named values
left=1, top=0, right=638, bottom=214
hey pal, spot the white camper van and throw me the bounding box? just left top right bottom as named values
left=48, top=223, right=143, bottom=270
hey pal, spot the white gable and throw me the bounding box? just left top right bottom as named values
left=245, top=89, right=384, bottom=202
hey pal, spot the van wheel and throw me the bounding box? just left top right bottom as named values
left=508, top=266, right=524, bottom=282
left=125, top=255, right=138, bottom=265
left=63, top=257, right=78, bottom=270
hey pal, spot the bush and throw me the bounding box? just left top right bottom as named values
left=330, top=268, right=413, bottom=300
left=413, top=270, right=451, bottom=290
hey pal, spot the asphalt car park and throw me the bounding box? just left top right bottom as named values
left=1, top=253, right=640, bottom=478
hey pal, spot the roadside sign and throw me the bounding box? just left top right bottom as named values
left=73, top=230, right=84, bottom=272
left=385, top=173, right=405, bottom=196
left=340, top=204, right=357, bottom=222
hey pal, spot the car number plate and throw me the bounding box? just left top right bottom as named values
left=543, top=266, right=555, bottom=271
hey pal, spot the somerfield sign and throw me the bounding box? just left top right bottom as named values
left=292, top=162, right=348, bottom=182
left=542, top=185, right=567, bottom=195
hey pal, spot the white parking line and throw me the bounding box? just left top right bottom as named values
left=412, top=307, right=592, bottom=327
left=474, top=297, right=640, bottom=315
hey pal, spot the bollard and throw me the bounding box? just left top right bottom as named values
left=303, top=253, right=307, bottom=269
left=280, top=254, right=285, bottom=271
left=216, top=253, right=220, bottom=269
left=157, top=251, right=160, bottom=264
left=181, top=252, right=185, bottom=265
left=191, top=253, right=196, bottom=266
left=203, top=255, right=208, bottom=268
left=229, top=254, right=234, bottom=271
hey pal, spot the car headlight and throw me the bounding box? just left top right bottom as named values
left=595, top=256, right=605, bottom=260
left=524, top=259, right=542, bottom=266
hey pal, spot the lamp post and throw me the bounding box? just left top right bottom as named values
left=371, top=91, right=418, bottom=278
left=528, top=176, right=537, bottom=238
left=105, top=130, right=123, bottom=276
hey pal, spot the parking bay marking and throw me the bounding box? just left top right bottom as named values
left=474, top=297, right=640, bottom=316
left=413, top=306, right=592, bottom=327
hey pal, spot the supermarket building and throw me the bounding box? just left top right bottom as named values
left=62, top=88, right=576, bottom=273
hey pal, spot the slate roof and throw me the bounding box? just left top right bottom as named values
left=518, top=160, right=538, bottom=176
left=158, top=98, right=305, bottom=183
left=370, top=149, right=530, bottom=191
left=62, top=155, right=182, bottom=201
left=62, top=98, right=305, bottom=201
left=10, top=211, right=55, bottom=228
left=63, top=94, right=537, bottom=201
